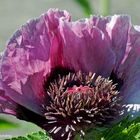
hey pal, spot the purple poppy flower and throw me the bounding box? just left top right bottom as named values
left=0, top=9, right=140, bottom=140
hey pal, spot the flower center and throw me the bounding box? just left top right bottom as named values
left=43, top=70, right=122, bottom=140
left=67, top=85, right=93, bottom=94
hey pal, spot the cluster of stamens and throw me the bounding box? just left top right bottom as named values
left=43, top=71, right=121, bottom=140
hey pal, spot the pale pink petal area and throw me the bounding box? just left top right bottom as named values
left=0, top=90, right=17, bottom=115
left=0, top=53, right=17, bottom=115
left=1, top=9, right=70, bottom=115
left=44, top=9, right=71, bottom=68
left=91, top=15, right=130, bottom=71
left=60, top=19, right=116, bottom=77
left=117, top=26, right=140, bottom=116
left=45, top=9, right=71, bottom=32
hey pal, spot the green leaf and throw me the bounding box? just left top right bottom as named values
left=102, top=117, right=140, bottom=140
left=0, top=118, right=18, bottom=131
left=74, top=117, right=140, bottom=140
left=74, top=0, right=93, bottom=16
left=5, top=131, right=52, bottom=140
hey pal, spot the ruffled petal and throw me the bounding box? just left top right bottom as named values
left=59, top=19, right=116, bottom=77
left=90, top=15, right=131, bottom=71
left=44, top=9, right=71, bottom=68
left=0, top=90, right=17, bottom=115
left=117, top=26, right=140, bottom=116
left=1, top=9, right=70, bottom=115
left=0, top=53, right=17, bottom=115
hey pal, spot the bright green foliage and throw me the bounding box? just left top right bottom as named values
left=75, top=0, right=93, bottom=16
left=5, top=131, right=52, bottom=140
left=0, top=118, right=18, bottom=131
left=74, top=117, right=140, bottom=140
left=83, top=117, right=140, bottom=140
left=102, top=117, right=140, bottom=140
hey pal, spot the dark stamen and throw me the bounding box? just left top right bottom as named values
left=43, top=71, right=122, bottom=140
left=110, top=72, right=123, bottom=91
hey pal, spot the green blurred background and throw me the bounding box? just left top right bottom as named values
left=0, top=0, right=140, bottom=139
